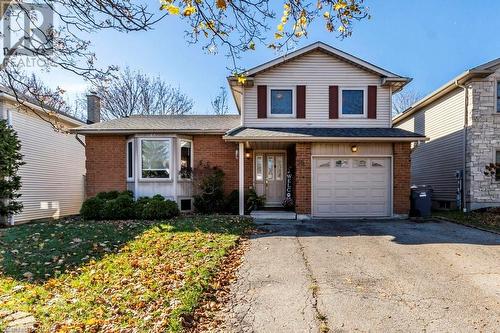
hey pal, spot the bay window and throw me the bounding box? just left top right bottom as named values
left=179, top=139, right=192, bottom=179
left=126, top=139, right=134, bottom=181
left=140, top=138, right=171, bottom=179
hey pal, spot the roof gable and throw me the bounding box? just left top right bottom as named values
left=245, top=42, right=405, bottom=79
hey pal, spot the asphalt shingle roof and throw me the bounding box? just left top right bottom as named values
left=225, top=127, right=425, bottom=138
left=74, top=115, right=241, bottom=133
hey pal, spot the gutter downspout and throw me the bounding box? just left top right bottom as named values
left=455, top=80, right=469, bottom=212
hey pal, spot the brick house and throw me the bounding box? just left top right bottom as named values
left=74, top=42, right=425, bottom=219
left=393, top=58, right=500, bottom=211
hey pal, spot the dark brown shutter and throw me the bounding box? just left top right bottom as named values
left=329, top=86, right=339, bottom=119
left=296, top=85, right=306, bottom=118
left=368, top=85, right=377, bottom=119
left=257, top=85, right=267, bottom=118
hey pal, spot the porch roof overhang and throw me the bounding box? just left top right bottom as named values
left=224, top=127, right=427, bottom=142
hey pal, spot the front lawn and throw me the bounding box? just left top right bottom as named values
left=433, top=208, right=500, bottom=233
left=0, top=216, right=253, bottom=332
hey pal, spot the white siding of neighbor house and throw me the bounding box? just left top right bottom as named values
left=243, top=51, right=392, bottom=128
left=395, top=88, right=465, bottom=203
left=6, top=105, right=86, bottom=223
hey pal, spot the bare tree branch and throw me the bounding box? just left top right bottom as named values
left=392, top=89, right=423, bottom=115
left=211, top=86, right=229, bottom=115
left=95, top=67, right=193, bottom=120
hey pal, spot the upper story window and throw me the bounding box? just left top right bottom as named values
left=179, top=139, right=192, bottom=179
left=126, top=139, right=134, bottom=181
left=496, top=81, right=500, bottom=112
left=269, top=88, right=295, bottom=117
left=140, top=138, right=171, bottom=179
left=340, top=88, right=366, bottom=117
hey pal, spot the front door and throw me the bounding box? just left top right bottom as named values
left=263, top=154, right=285, bottom=206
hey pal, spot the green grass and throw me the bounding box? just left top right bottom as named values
left=0, top=216, right=253, bottom=332
left=433, top=209, right=500, bottom=233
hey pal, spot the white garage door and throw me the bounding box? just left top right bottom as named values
left=313, top=157, right=391, bottom=217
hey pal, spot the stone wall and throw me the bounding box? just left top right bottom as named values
left=466, top=70, right=500, bottom=209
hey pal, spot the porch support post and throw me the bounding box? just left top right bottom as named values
left=239, top=142, right=245, bottom=215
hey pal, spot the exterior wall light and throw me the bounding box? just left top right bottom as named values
left=351, top=145, right=358, bottom=153
left=245, top=152, right=251, bottom=159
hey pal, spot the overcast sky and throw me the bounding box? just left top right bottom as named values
left=30, top=0, right=500, bottom=114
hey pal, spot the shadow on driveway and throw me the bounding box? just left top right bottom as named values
left=254, top=218, right=500, bottom=246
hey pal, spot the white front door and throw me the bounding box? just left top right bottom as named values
left=312, top=157, right=391, bottom=217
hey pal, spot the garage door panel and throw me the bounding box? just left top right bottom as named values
left=313, top=157, right=391, bottom=217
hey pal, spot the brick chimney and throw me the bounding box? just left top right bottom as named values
left=86, top=92, right=101, bottom=124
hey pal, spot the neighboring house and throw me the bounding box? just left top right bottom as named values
left=0, top=88, right=86, bottom=225
left=74, top=42, right=425, bottom=219
left=393, top=58, right=500, bottom=211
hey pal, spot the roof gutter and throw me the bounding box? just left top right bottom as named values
left=223, top=136, right=428, bottom=143
left=393, top=69, right=492, bottom=125
left=0, top=92, right=84, bottom=126
left=454, top=80, right=470, bottom=212
left=71, top=128, right=231, bottom=135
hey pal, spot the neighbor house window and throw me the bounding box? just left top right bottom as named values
left=497, top=81, right=500, bottom=112
left=179, top=139, right=192, bottom=179
left=126, top=139, right=134, bottom=181
left=496, top=150, right=500, bottom=181
left=141, top=139, right=171, bottom=179
left=270, top=88, right=294, bottom=116
left=341, top=88, right=365, bottom=117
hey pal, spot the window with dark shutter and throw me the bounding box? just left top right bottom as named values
left=257, top=85, right=267, bottom=118
left=296, top=85, right=306, bottom=118
left=329, top=86, right=339, bottom=119
left=368, top=85, right=377, bottom=119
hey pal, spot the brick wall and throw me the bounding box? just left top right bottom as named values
left=192, top=135, right=252, bottom=195
left=295, top=143, right=311, bottom=214
left=85, top=135, right=127, bottom=198
left=393, top=142, right=411, bottom=215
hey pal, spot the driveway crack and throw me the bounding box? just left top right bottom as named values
left=295, top=229, right=330, bottom=333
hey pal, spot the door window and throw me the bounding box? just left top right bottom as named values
left=267, top=156, right=274, bottom=180
left=276, top=156, right=284, bottom=181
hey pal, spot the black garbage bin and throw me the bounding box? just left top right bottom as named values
left=410, top=185, right=433, bottom=218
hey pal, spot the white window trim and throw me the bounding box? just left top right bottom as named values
left=126, top=138, right=135, bottom=181
left=267, top=86, right=296, bottom=118
left=178, top=138, right=194, bottom=181
left=139, top=137, right=173, bottom=181
left=339, top=86, right=368, bottom=118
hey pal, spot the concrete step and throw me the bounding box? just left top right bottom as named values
left=250, top=210, right=297, bottom=220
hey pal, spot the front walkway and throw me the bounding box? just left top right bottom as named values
left=220, top=219, right=500, bottom=332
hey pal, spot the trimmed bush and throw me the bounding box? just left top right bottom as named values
left=80, top=196, right=105, bottom=220
left=141, top=198, right=179, bottom=220
left=225, top=190, right=239, bottom=215
left=102, top=194, right=135, bottom=220
left=95, top=191, right=120, bottom=201
left=80, top=190, right=180, bottom=221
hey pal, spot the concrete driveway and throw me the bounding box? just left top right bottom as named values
left=221, top=219, right=500, bottom=333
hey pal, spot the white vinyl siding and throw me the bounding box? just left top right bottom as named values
left=8, top=107, right=86, bottom=223
left=243, top=51, right=391, bottom=127
left=394, top=88, right=466, bottom=202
